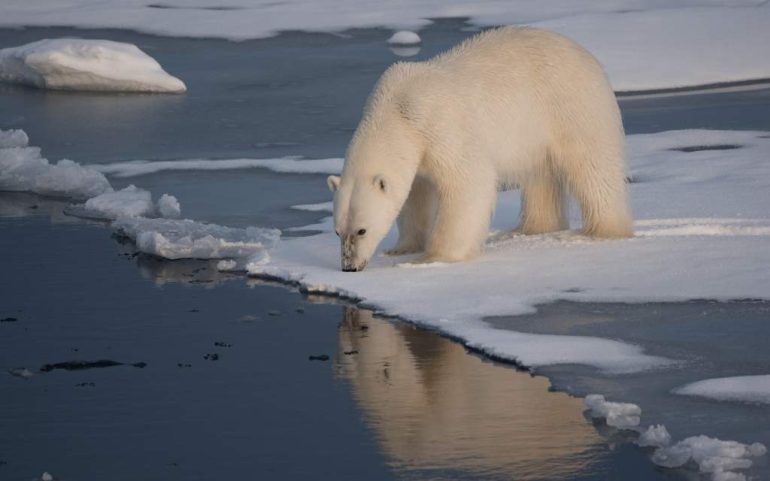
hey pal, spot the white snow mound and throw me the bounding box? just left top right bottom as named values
left=157, top=193, right=181, bottom=219
left=0, top=39, right=186, bottom=93
left=673, top=375, right=770, bottom=405
left=638, top=424, right=672, bottom=448
left=584, top=394, right=641, bottom=429
left=387, top=31, right=421, bottom=45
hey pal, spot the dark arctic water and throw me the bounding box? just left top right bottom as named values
left=1, top=18, right=769, bottom=481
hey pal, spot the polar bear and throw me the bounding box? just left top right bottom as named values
left=328, top=27, right=632, bottom=272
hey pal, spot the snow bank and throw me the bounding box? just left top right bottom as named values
left=92, top=156, right=344, bottom=178
left=674, top=375, right=770, bottom=405
left=0, top=133, right=112, bottom=200
left=584, top=394, right=641, bottom=429
left=0, top=39, right=186, bottom=93
left=651, top=436, right=766, bottom=481
left=387, top=31, right=421, bottom=45
left=113, top=217, right=279, bottom=260
left=1, top=3, right=769, bottom=91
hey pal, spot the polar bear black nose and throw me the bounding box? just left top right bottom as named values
left=342, top=267, right=359, bottom=272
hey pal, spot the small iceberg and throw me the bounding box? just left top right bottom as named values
left=387, top=31, right=421, bottom=45
left=0, top=38, right=186, bottom=93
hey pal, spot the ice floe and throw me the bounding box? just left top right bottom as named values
left=584, top=395, right=766, bottom=480
left=674, top=375, right=770, bottom=405
left=651, top=435, right=766, bottom=481
left=92, top=156, right=344, bottom=178
left=113, top=217, right=279, bottom=261
left=584, top=394, right=641, bottom=429
left=82, top=185, right=155, bottom=219
left=0, top=39, right=186, bottom=93
left=0, top=131, right=112, bottom=200
left=1, top=3, right=769, bottom=91
left=387, top=31, right=421, bottom=45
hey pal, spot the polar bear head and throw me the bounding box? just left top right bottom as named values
left=328, top=172, right=405, bottom=272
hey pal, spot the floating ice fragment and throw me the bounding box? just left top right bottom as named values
left=0, top=39, right=186, bottom=93
left=387, top=31, right=421, bottom=45
left=217, top=259, right=238, bottom=271
left=584, top=394, right=641, bottom=428
left=673, top=375, right=770, bottom=405
left=651, top=435, right=766, bottom=480
left=157, top=193, right=181, bottom=218
left=0, top=129, right=28, bottom=148
left=41, top=472, right=53, bottom=481
left=0, top=139, right=112, bottom=200
left=638, top=424, right=671, bottom=448
left=113, top=217, right=280, bottom=260
left=83, top=185, right=155, bottom=219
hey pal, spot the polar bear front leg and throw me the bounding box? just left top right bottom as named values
left=385, top=176, right=437, bottom=256
left=420, top=169, right=497, bottom=263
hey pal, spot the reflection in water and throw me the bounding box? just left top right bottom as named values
left=335, top=307, right=604, bottom=481
left=390, top=46, right=421, bottom=57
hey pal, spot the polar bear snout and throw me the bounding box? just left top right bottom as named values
left=340, top=235, right=369, bottom=272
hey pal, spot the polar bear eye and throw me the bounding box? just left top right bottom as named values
left=335, top=230, right=340, bottom=237
left=357, top=229, right=367, bottom=236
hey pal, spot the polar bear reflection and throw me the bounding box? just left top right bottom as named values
left=335, top=307, right=604, bottom=480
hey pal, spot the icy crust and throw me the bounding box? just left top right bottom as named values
left=584, top=396, right=766, bottom=481
left=113, top=217, right=279, bottom=261
left=0, top=134, right=111, bottom=200
left=92, top=156, right=344, bottom=178
left=1, top=3, right=770, bottom=91
left=0, top=39, right=186, bottom=93
left=674, top=375, right=770, bottom=405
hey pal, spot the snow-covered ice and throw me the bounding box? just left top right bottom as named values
left=638, top=425, right=672, bottom=448
left=651, top=436, right=766, bottom=481
left=1, top=2, right=769, bottom=92
left=0, top=39, right=186, bottom=93
left=157, top=193, right=181, bottom=219
left=113, top=217, right=280, bottom=261
left=92, top=156, right=344, bottom=178
left=387, top=31, right=421, bottom=45
left=584, top=394, right=641, bottom=429
left=674, top=375, right=770, bottom=405
left=82, top=185, right=155, bottom=219
left=0, top=131, right=112, bottom=200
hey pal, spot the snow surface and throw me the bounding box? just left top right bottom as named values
left=584, top=394, right=641, bottom=429
left=674, top=375, right=770, bottom=405
left=387, top=31, right=421, bottom=45
left=1, top=3, right=769, bottom=91
left=0, top=39, right=186, bottom=93
left=92, top=156, right=344, bottom=178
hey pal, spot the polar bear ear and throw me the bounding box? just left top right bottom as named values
left=327, top=175, right=341, bottom=193
left=373, top=175, right=387, bottom=192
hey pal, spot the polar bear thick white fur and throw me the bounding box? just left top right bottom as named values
left=328, top=27, right=632, bottom=272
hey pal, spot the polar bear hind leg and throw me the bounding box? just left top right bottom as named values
left=518, top=166, right=568, bottom=235
left=386, top=176, right=437, bottom=256
left=557, top=141, right=633, bottom=239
